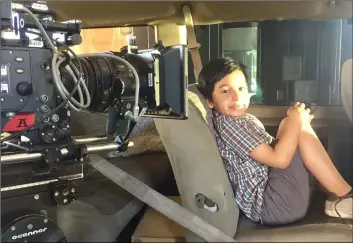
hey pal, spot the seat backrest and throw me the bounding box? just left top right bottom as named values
left=154, top=84, right=239, bottom=239
left=341, top=59, right=352, bottom=123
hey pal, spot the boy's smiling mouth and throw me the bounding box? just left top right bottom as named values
left=228, top=104, right=245, bottom=109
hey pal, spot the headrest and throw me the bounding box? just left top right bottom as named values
left=188, top=84, right=216, bottom=139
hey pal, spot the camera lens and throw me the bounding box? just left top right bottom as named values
left=61, top=52, right=153, bottom=114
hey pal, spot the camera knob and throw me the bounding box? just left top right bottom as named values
left=40, top=125, right=59, bottom=144
left=16, top=82, right=32, bottom=96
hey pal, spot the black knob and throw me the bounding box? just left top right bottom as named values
left=66, top=33, right=82, bottom=46
left=16, top=82, right=32, bottom=96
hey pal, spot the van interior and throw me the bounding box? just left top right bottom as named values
left=2, top=1, right=353, bottom=242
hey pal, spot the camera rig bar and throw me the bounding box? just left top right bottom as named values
left=1, top=139, right=134, bottom=165
left=1, top=1, right=80, bottom=34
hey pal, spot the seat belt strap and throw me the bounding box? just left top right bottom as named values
left=183, top=5, right=203, bottom=82
left=89, top=154, right=236, bottom=242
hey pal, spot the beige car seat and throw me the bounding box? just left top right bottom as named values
left=155, top=84, right=353, bottom=242
left=154, top=84, right=239, bottom=241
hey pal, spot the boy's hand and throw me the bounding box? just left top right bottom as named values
left=287, top=102, right=313, bottom=124
left=286, top=102, right=305, bottom=122
left=287, top=102, right=314, bottom=124
left=296, top=102, right=314, bottom=124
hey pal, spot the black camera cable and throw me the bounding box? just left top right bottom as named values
left=1, top=43, right=84, bottom=143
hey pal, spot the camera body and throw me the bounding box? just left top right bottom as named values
left=1, top=46, right=72, bottom=146
left=1, top=1, right=188, bottom=241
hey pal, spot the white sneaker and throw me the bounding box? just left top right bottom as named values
left=325, top=191, right=353, bottom=219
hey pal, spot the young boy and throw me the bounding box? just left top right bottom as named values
left=197, top=57, right=353, bottom=225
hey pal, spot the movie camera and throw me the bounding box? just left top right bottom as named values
left=0, top=1, right=188, bottom=241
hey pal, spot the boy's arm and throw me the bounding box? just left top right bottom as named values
left=249, top=106, right=305, bottom=169
left=249, top=116, right=301, bottom=169
left=217, top=105, right=304, bottom=169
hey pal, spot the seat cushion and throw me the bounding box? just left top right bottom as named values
left=235, top=189, right=353, bottom=241
left=235, top=223, right=352, bottom=242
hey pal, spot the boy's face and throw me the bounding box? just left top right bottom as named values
left=206, top=70, right=250, bottom=117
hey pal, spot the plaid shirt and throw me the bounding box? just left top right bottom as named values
left=212, top=110, right=275, bottom=222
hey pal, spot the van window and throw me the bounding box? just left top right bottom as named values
left=70, top=26, right=155, bottom=54
left=194, top=18, right=352, bottom=105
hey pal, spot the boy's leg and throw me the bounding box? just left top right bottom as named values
left=261, top=149, right=311, bottom=225
left=298, top=123, right=352, bottom=219
left=277, top=118, right=351, bottom=197
left=277, top=118, right=352, bottom=219
left=299, top=123, right=351, bottom=197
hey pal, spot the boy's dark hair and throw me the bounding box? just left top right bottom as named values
left=197, top=57, right=248, bottom=101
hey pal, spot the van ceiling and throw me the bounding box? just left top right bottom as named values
left=49, top=1, right=353, bottom=28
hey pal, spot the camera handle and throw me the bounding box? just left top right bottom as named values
left=106, top=105, right=138, bottom=153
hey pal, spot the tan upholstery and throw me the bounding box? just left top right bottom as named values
left=341, top=59, right=352, bottom=123
left=50, top=2, right=353, bottom=28
left=154, top=84, right=239, bottom=240
left=235, top=224, right=353, bottom=242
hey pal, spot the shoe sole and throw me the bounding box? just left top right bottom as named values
left=325, top=208, right=353, bottom=219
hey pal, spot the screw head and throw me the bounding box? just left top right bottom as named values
left=71, top=188, right=76, bottom=193
left=40, top=104, right=49, bottom=113
left=34, top=194, right=39, bottom=200
left=54, top=191, right=59, bottom=197
left=63, top=198, right=68, bottom=204
left=51, top=114, right=59, bottom=123
left=40, top=62, right=51, bottom=71
left=11, top=226, right=16, bottom=231
left=44, top=218, right=48, bottom=223
left=27, top=224, right=33, bottom=230
left=40, top=94, right=49, bottom=102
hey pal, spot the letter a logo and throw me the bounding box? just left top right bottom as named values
left=17, top=118, right=28, bottom=128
